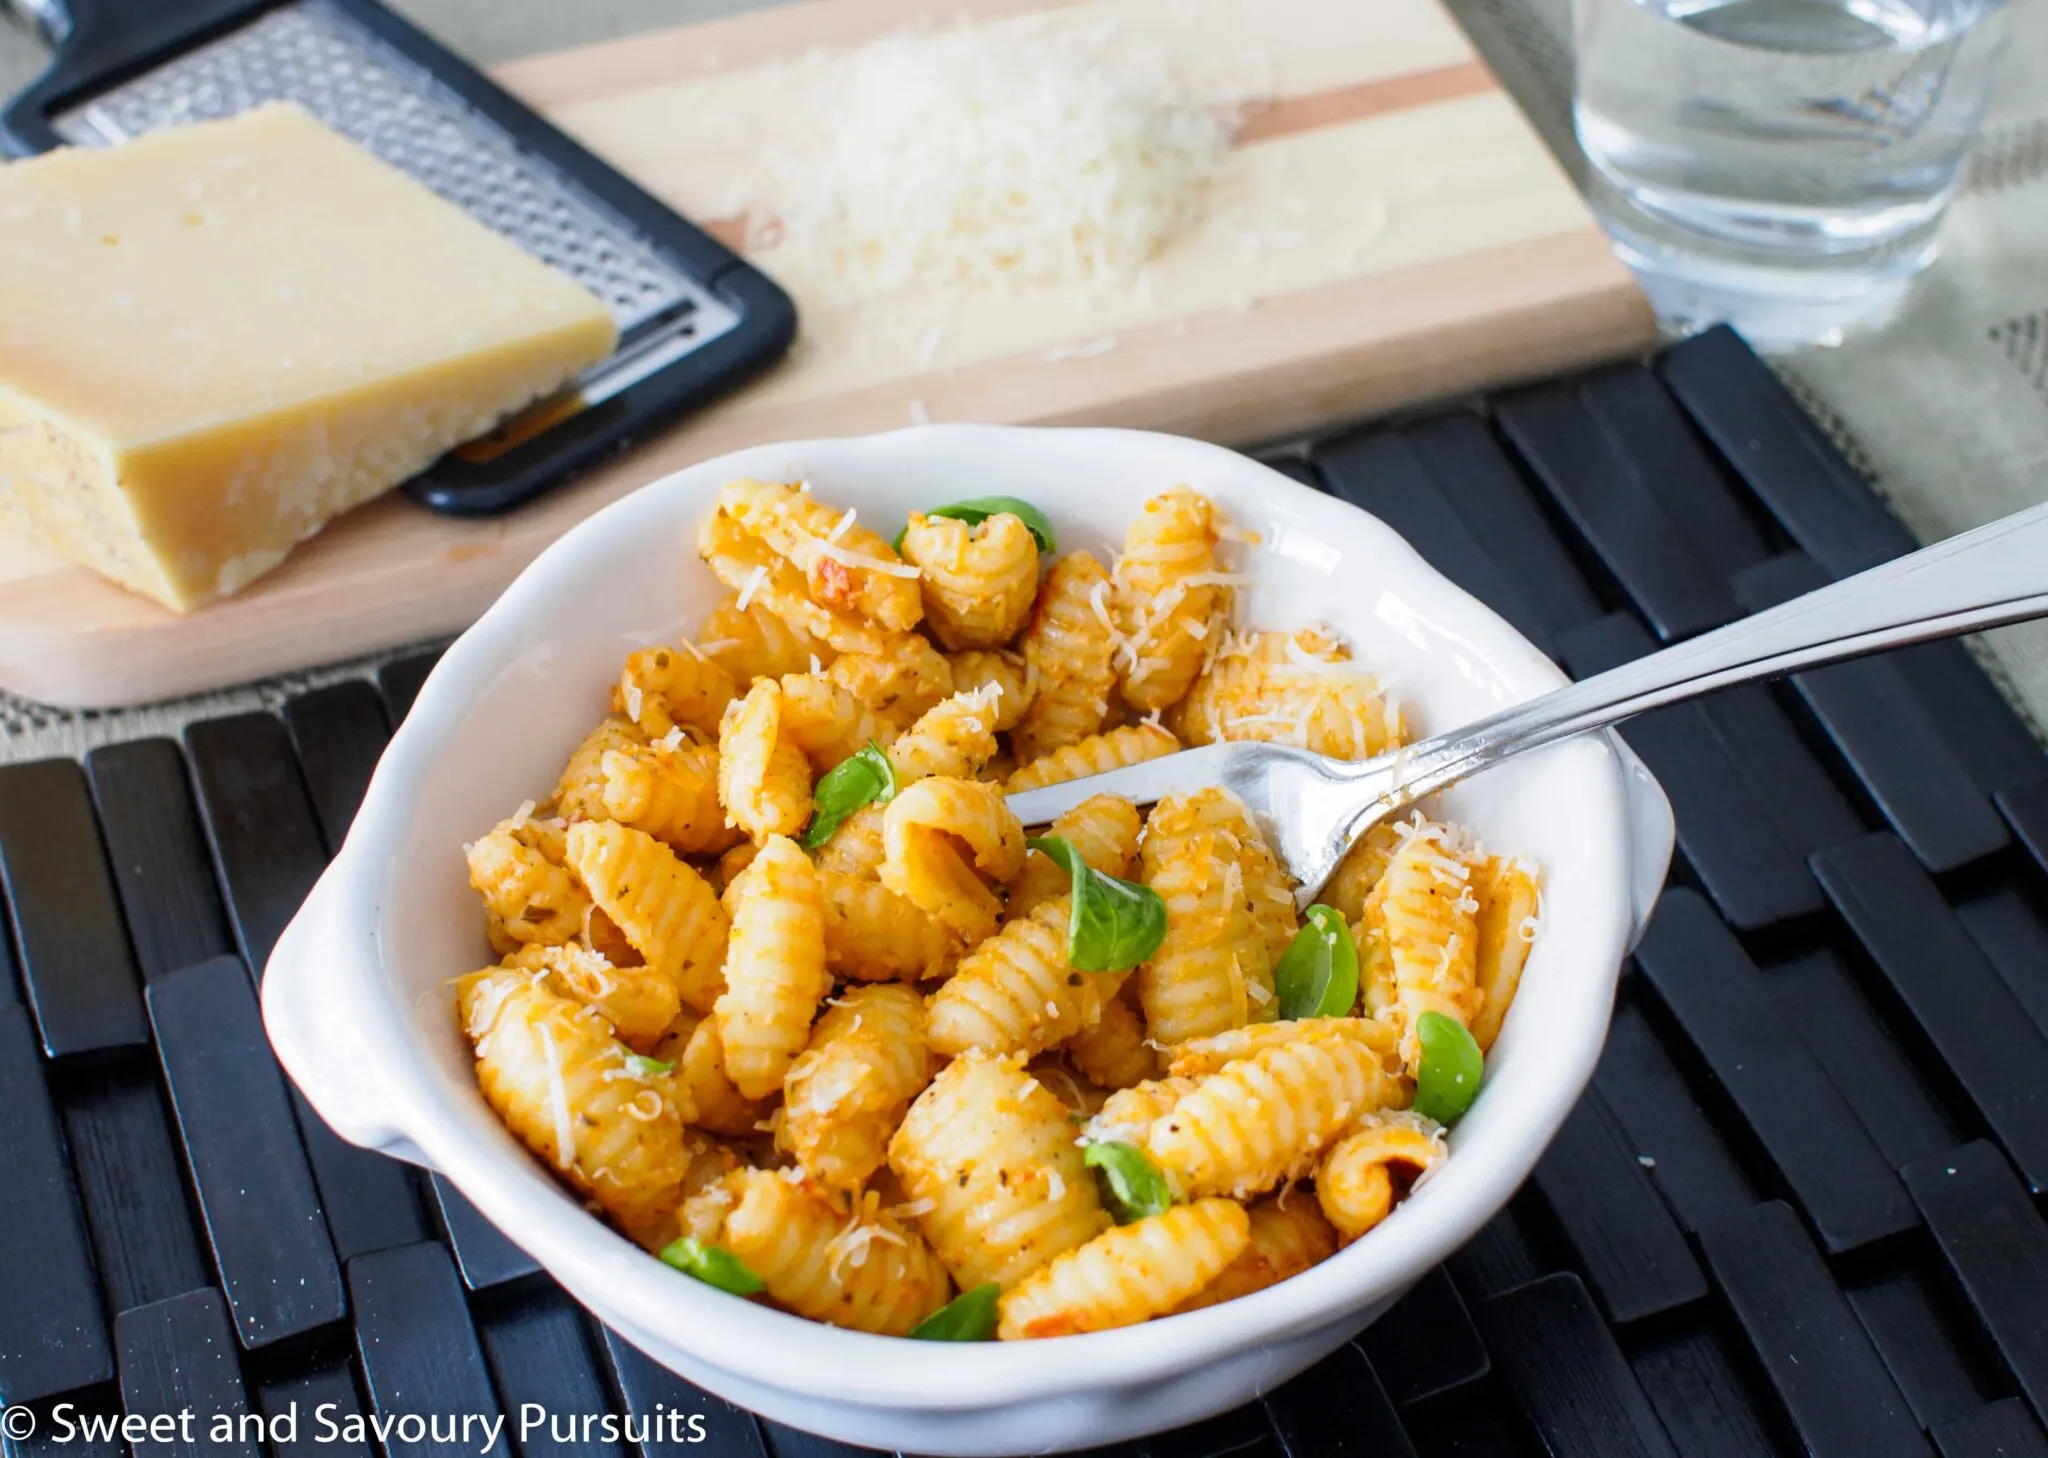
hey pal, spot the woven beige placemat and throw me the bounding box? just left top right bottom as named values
left=0, top=0, right=2042, bottom=761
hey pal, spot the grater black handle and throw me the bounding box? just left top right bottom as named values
left=0, top=0, right=264, bottom=154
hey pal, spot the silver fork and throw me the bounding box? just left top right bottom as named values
left=1007, top=500, right=2048, bottom=906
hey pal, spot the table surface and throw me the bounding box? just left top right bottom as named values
left=0, top=323, right=2043, bottom=1458
left=0, top=0, right=2042, bottom=759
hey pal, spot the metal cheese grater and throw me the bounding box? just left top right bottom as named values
left=1, top=0, right=795, bottom=515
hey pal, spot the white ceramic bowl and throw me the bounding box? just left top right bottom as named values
left=263, top=426, right=1673, bottom=1457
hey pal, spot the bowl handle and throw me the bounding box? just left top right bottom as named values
left=261, top=864, right=433, bottom=1168
left=1607, top=732, right=1675, bottom=951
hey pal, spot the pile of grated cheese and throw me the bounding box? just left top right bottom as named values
left=731, top=20, right=1237, bottom=303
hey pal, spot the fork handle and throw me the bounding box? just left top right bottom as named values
left=1371, top=499, right=2048, bottom=818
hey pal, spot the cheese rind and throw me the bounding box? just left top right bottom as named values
left=0, top=103, right=618, bottom=611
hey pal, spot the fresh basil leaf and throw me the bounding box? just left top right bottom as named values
left=1084, top=1141, right=1175, bottom=1224
left=909, top=1282, right=1001, bottom=1341
left=801, top=740, right=896, bottom=850
left=623, top=1054, right=675, bottom=1079
left=897, top=497, right=1057, bottom=554
left=1026, top=835, right=1167, bottom=971
left=658, top=1237, right=765, bottom=1296
left=1273, top=905, right=1360, bottom=1020
left=1412, top=1011, right=1485, bottom=1126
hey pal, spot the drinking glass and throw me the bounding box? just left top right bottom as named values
left=1573, top=0, right=2010, bottom=348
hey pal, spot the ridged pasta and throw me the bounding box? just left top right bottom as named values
left=584, top=907, right=638, bottom=968
left=1469, top=855, right=1541, bottom=1052
left=878, top=777, right=1026, bottom=946
left=718, top=478, right=923, bottom=634
left=699, top=510, right=894, bottom=656
left=694, top=1170, right=951, bottom=1335
left=928, top=899, right=1108, bottom=1059
left=563, top=820, right=729, bottom=1014
left=629, top=1130, right=748, bottom=1253
left=1004, top=721, right=1180, bottom=793
left=889, top=1052, right=1110, bottom=1290
left=1166, top=1017, right=1399, bottom=1079
left=1009, top=793, right=1144, bottom=921
left=1086, top=1076, right=1198, bottom=1147
left=1173, top=627, right=1405, bottom=762
left=889, top=687, right=1001, bottom=783
left=1316, top=1110, right=1448, bottom=1243
left=1234, top=811, right=1297, bottom=983
left=1149, top=788, right=1294, bottom=1020
left=812, top=804, right=887, bottom=877
left=1171, top=1193, right=1337, bottom=1313
left=1360, top=820, right=1482, bottom=1073
left=776, top=672, right=890, bottom=769
left=946, top=649, right=1034, bottom=731
left=820, top=871, right=957, bottom=983
left=697, top=591, right=831, bottom=686
left=614, top=643, right=736, bottom=738
left=1320, top=820, right=1401, bottom=924
left=467, top=814, right=587, bottom=948
left=716, top=679, right=813, bottom=842
left=1098, top=1020, right=1400, bottom=1200
left=457, top=476, right=1547, bottom=1338
left=506, top=942, right=678, bottom=1051
left=1111, top=488, right=1231, bottom=712
left=1135, top=793, right=1259, bottom=1044
left=1029, top=1058, right=1113, bottom=1118
left=554, top=717, right=646, bottom=822
left=459, top=967, right=690, bottom=1245
left=1013, top=551, right=1117, bottom=762
left=599, top=741, right=737, bottom=855
left=658, top=1014, right=769, bottom=1138
left=710, top=840, right=759, bottom=894
left=714, top=835, right=831, bottom=1100
left=780, top=985, right=933, bottom=1191
left=1061, top=995, right=1158, bottom=1090
left=827, top=634, right=954, bottom=730
left=899, top=510, right=1040, bottom=649
left=997, top=1200, right=1249, bottom=1339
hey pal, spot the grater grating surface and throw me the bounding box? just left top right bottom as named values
left=50, top=0, right=737, bottom=350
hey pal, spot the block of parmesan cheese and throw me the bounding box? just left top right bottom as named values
left=0, top=103, right=618, bottom=611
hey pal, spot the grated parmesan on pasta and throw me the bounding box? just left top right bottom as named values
left=806, top=535, right=923, bottom=579
left=827, top=1220, right=908, bottom=1282
left=735, top=564, right=770, bottom=613
left=536, top=1022, right=575, bottom=1176
left=1086, top=579, right=1117, bottom=638
left=456, top=475, right=1548, bottom=1342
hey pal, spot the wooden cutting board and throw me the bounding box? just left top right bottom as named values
left=0, top=0, right=1653, bottom=709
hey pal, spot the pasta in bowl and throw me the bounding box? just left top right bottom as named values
left=263, top=427, right=1672, bottom=1456
left=456, top=474, right=1543, bottom=1340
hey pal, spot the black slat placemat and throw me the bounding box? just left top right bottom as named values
left=3, top=325, right=2047, bottom=1458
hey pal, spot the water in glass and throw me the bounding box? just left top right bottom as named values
left=1574, top=0, right=2008, bottom=347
